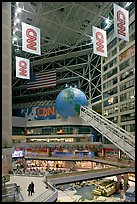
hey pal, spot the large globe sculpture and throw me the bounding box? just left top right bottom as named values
left=56, top=87, right=88, bottom=118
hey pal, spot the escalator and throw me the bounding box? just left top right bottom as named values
left=80, top=106, right=135, bottom=161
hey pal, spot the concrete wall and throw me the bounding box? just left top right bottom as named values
left=2, top=2, right=12, bottom=173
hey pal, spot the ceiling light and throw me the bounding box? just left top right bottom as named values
left=15, top=18, right=20, bottom=23
left=15, top=12, right=18, bottom=17
left=15, top=27, right=19, bottom=32
left=13, top=36, right=18, bottom=41
left=13, top=30, right=16, bottom=34
left=16, top=7, right=21, bottom=13
left=105, top=18, right=109, bottom=24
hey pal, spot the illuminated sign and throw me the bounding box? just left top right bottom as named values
left=36, top=106, right=55, bottom=117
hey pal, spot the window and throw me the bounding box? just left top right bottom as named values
left=103, top=96, right=118, bottom=107
left=119, top=59, right=130, bottom=71
left=120, top=101, right=135, bottom=112
left=121, top=124, right=135, bottom=133
left=121, top=113, right=135, bottom=122
left=103, top=77, right=117, bottom=90
left=129, top=21, right=135, bottom=32
left=112, top=48, right=117, bottom=56
left=120, top=89, right=135, bottom=102
left=120, top=68, right=134, bottom=81
left=103, top=87, right=118, bottom=98
left=119, top=41, right=127, bottom=51
left=103, top=67, right=117, bottom=81
left=108, top=116, right=118, bottom=123
left=120, top=79, right=135, bottom=91
left=129, top=32, right=135, bottom=42
left=107, top=38, right=117, bottom=51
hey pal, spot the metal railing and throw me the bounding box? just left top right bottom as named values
left=80, top=106, right=135, bottom=160
left=31, top=180, right=58, bottom=202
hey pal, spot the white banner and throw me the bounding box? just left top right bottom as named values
left=114, top=3, right=129, bottom=41
left=16, top=56, right=30, bottom=79
left=92, top=26, right=107, bottom=57
left=22, top=22, right=41, bottom=55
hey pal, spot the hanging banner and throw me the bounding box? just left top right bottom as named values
left=16, top=56, right=30, bottom=79
left=114, top=3, right=129, bottom=41
left=92, top=26, right=107, bottom=57
left=22, top=22, right=41, bottom=55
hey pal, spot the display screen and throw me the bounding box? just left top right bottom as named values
left=12, top=150, right=24, bottom=158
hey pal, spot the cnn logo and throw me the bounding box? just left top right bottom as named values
left=19, top=60, right=27, bottom=76
left=26, top=28, right=37, bottom=51
left=117, top=10, right=126, bottom=36
left=96, top=31, right=104, bottom=53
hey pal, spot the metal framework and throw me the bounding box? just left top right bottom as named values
left=11, top=2, right=114, bottom=109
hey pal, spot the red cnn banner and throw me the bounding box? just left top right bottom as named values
left=22, top=22, right=41, bottom=55
left=114, top=3, right=129, bottom=41
left=92, top=26, right=107, bottom=57
left=16, top=56, right=30, bottom=79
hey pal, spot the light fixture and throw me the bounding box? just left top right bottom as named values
left=13, top=36, right=18, bottom=41
left=15, top=27, right=19, bottom=32
left=13, top=30, right=15, bottom=34
left=15, top=18, right=20, bottom=24
left=105, top=18, right=109, bottom=24
left=16, top=7, right=21, bottom=13
left=15, top=12, right=18, bottom=17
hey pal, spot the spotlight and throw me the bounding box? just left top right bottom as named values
left=105, top=18, right=109, bottom=24
left=16, top=7, right=21, bottom=13
left=15, top=27, right=19, bottom=32
left=15, top=18, right=20, bottom=23
left=13, top=36, right=18, bottom=41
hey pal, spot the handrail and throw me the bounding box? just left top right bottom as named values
left=31, top=180, right=58, bottom=202
left=80, top=106, right=135, bottom=160
left=81, top=106, right=135, bottom=146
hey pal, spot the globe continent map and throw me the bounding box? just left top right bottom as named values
left=56, top=87, right=88, bottom=118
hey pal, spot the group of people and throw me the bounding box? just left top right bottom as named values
left=27, top=181, right=34, bottom=196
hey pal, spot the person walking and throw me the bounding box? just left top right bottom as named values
left=31, top=181, right=35, bottom=193
left=27, top=183, right=32, bottom=196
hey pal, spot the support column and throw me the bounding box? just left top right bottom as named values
left=118, top=149, right=122, bottom=160
left=2, top=2, right=12, bottom=174
left=88, top=54, right=92, bottom=105
left=101, top=148, right=105, bottom=158
left=124, top=174, right=128, bottom=191
left=117, top=175, right=121, bottom=191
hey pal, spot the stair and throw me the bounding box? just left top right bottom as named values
left=80, top=106, right=135, bottom=161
